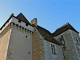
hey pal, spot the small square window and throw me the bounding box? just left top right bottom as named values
left=28, top=52, right=30, bottom=54
left=18, top=20, right=21, bottom=23
left=26, top=23, right=28, bottom=26
left=26, top=35, right=27, bottom=38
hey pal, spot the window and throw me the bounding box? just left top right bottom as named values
left=60, top=35, right=65, bottom=51
left=75, top=36, right=78, bottom=43
left=61, top=35, right=65, bottom=45
left=51, top=44, right=56, bottom=54
left=74, top=35, right=80, bottom=45
left=26, top=23, right=28, bottom=26
left=26, top=35, right=27, bottom=38
left=18, top=20, right=21, bottom=23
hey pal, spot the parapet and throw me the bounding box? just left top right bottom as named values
left=0, top=13, right=34, bottom=34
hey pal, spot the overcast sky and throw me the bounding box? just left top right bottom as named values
left=0, top=0, right=80, bottom=33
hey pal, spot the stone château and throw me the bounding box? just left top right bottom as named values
left=0, top=13, right=80, bottom=60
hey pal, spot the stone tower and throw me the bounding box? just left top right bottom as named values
left=0, top=13, right=34, bottom=60
left=52, top=23, right=80, bottom=60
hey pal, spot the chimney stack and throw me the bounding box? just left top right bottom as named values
left=31, top=18, right=37, bottom=26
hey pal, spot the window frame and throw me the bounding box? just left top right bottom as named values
left=60, top=34, right=66, bottom=51
left=74, top=35, right=80, bottom=45
left=51, top=44, right=57, bottom=55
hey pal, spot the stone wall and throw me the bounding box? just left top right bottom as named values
left=32, top=27, right=44, bottom=60
left=55, top=29, right=78, bottom=60
left=43, top=40, right=63, bottom=60
left=6, top=22, right=33, bottom=60
left=71, top=30, right=80, bottom=60
left=0, top=24, right=11, bottom=60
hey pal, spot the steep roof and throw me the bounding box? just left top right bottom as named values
left=36, top=25, right=60, bottom=45
left=52, top=22, right=79, bottom=37
left=16, top=13, right=31, bottom=25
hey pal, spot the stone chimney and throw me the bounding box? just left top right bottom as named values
left=10, top=13, right=14, bottom=17
left=31, top=18, right=37, bottom=26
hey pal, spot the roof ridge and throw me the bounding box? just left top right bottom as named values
left=37, top=25, right=51, bottom=34
left=52, top=22, right=79, bottom=37
left=57, top=22, right=69, bottom=30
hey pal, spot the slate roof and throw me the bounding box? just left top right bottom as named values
left=16, top=13, right=31, bottom=25
left=52, top=22, right=79, bottom=37
left=36, top=25, right=61, bottom=45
